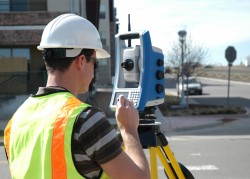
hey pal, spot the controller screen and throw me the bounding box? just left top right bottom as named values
left=113, top=92, right=129, bottom=105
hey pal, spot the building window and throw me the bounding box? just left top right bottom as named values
left=0, top=48, right=11, bottom=57
left=0, top=48, right=30, bottom=60
left=13, top=48, right=30, bottom=60
left=10, top=0, right=28, bottom=11
left=99, top=31, right=107, bottom=46
left=0, top=0, right=10, bottom=11
left=100, top=4, right=106, bottom=19
left=0, top=0, right=46, bottom=11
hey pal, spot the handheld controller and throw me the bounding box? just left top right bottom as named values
left=109, top=31, right=165, bottom=112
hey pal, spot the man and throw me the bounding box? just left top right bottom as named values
left=4, top=14, right=150, bottom=179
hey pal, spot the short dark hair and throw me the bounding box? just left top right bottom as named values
left=44, top=49, right=95, bottom=72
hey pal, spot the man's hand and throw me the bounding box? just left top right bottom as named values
left=103, top=95, right=150, bottom=179
left=115, top=95, right=139, bottom=133
left=101, top=95, right=150, bottom=179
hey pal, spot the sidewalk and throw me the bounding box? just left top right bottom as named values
left=160, top=89, right=250, bottom=133
left=158, top=106, right=249, bottom=132
left=159, top=113, right=246, bottom=133
left=108, top=106, right=249, bottom=133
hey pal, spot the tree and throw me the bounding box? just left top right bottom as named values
left=166, top=34, right=209, bottom=101
left=166, top=34, right=210, bottom=77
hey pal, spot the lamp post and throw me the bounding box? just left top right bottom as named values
left=178, top=30, right=187, bottom=107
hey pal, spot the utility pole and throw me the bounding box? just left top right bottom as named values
left=178, top=30, right=187, bottom=107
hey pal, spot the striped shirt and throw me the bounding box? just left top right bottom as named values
left=36, top=87, right=122, bottom=178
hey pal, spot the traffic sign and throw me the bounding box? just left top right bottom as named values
left=225, top=46, right=237, bottom=63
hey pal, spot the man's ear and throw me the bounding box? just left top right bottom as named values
left=76, top=55, right=86, bottom=70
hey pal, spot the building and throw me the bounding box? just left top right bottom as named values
left=0, top=0, right=116, bottom=95
left=244, top=58, right=250, bottom=67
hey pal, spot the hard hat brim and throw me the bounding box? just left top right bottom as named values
left=96, top=48, right=110, bottom=59
left=37, top=46, right=110, bottom=59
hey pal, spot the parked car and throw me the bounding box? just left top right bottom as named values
left=177, top=76, right=203, bottom=95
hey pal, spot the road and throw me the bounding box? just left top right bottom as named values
left=1, top=133, right=250, bottom=179
left=165, top=111, right=250, bottom=179
left=165, top=75, right=250, bottom=108
left=168, top=134, right=250, bottom=179
left=0, top=147, right=11, bottom=179
left=192, top=77, right=250, bottom=108
left=163, top=76, right=250, bottom=178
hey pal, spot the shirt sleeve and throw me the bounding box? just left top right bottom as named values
left=72, top=107, right=122, bottom=164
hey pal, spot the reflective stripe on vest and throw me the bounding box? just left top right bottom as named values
left=4, top=92, right=109, bottom=179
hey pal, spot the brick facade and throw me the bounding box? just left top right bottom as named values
left=0, top=12, right=64, bottom=45
left=0, top=30, right=42, bottom=45
left=0, top=12, right=63, bottom=25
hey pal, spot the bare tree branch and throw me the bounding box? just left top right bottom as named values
left=166, top=34, right=210, bottom=77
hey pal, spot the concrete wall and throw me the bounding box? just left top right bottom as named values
left=47, top=0, right=71, bottom=12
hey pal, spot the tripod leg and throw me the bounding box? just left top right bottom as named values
left=149, top=147, right=158, bottom=179
left=158, top=145, right=186, bottom=179
left=156, top=146, right=177, bottom=179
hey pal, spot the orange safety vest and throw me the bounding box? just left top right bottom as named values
left=4, top=92, right=109, bottom=179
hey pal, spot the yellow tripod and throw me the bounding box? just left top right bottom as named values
left=138, top=108, right=194, bottom=179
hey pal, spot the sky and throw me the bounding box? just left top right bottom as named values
left=114, top=0, right=250, bottom=66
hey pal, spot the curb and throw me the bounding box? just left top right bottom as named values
left=197, top=77, right=250, bottom=86
left=162, top=109, right=250, bottom=133
left=173, top=121, right=223, bottom=133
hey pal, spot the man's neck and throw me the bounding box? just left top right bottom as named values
left=46, top=72, right=78, bottom=96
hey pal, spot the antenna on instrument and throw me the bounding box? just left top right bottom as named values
left=128, top=14, right=131, bottom=47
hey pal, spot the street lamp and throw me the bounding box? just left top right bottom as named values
left=178, top=30, right=187, bottom=107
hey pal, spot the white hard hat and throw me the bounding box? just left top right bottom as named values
left=37, top=13, right=110, bottom=59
